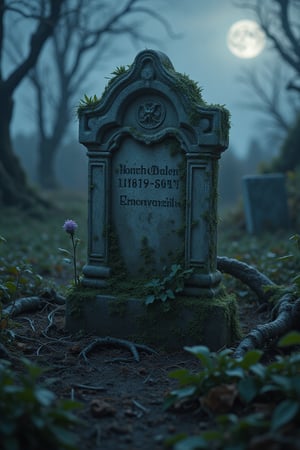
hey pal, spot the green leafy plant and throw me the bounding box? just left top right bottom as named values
left=165, top=332, right=300, bottom=449
left=76, top=93, right=100, bottom=115
left=0, top=302, right=9, bottom=339
left=145, top=264, right=193, bottom=305
left=0, top=235, right=43, bottom=305
left=78, top=93, right=100, bottom=106
left=109, top=65, right=129, bottom=77
left=266, top=233, right=300, bottom=302
left=0, top=261, right=43, bottom=341
left=0, top=263, right=43, bottom=303
left=0, top=358, right=82, bottom=450
left=290, top=234, right=300, bottom=295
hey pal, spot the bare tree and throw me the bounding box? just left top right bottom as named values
left=25, top=0, right=176, bottom=189
left=0, top=0, right=63, bottom=207
left=238, top=63, right=300, bottom=150
left=236, top=0, right=300, bottom=160
left=236, top=0, right=300, bottom=89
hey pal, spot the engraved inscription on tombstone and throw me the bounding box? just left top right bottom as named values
left=112, top=138, right=183, bottom=274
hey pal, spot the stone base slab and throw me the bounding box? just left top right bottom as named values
left=65, top=290, right=240, bottom=351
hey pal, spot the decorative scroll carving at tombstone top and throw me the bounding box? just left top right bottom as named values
left=78, top=49, right=230, bottom=297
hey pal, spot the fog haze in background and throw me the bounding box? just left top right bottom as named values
left=12, top=0, right=276, bottom=154
left=9, top=0, right=292, bottom=208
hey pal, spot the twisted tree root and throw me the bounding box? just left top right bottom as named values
left=217, top=256, right=276, bottom=303
left=217, top=256, right=300, bottom=357
left=80, top=337, right=158, bottom=363
left=3, top=296, right=43, bottom=317
left=1, top=258, right=298, bottom=359
left=2, top=289, right=65, bottom=317
left=234, top=294, right=300, bottom=358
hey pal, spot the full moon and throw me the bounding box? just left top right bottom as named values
left=227, top=20, right=265, bottom=59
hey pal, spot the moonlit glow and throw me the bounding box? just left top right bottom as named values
left=227, top=20, right=265, bottom=59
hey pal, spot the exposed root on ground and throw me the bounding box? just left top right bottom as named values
left=44, top=305, right=64, bottom=336
left=217, top=256, right=300, bottom=357
left=3, top=296, right=43, bottom=317
left=79, top=337, right=158, bottom=363
left=1, top=258, right=299, bottom=359
left=234, top=294, right=300, bottom=358
left=217, top=256, right=276, bottom=303
left=2, top=289, right=65, bottom=317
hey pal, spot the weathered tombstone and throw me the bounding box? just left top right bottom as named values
left=66, top=50, right=238, bottom=350
left=243, top=174, right=290, bottom=234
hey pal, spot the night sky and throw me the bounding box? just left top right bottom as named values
left=12, top=0, right=280, bottom=157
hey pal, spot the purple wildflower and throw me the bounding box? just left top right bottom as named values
left=63, top=219, right=78, bottom=235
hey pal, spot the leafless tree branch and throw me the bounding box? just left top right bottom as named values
left=18, top=0, right=177, bottom=187
left=238, top=66, right=293, bottom=132
left=236, top=0, right=300, bottom=80
left=5, top=0, right=62, bottom=94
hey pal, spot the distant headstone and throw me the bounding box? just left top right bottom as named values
left=78, top=49, right=229, bottom=295
left=243, top=174, right=290, bottom=234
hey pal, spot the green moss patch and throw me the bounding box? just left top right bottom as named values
left=66, top=287, right=240, bottom=351
left=134, top=293, right=241, bottom=350
left=77, top=53, right=230, bottom=140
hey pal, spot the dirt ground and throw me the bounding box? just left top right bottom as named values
left=7, top=297, right=269, bottom=450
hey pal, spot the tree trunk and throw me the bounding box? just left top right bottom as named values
left=36, top=137, right=60, bottom=189
left=0, top=0, right=63, bottom=207
left=35, top=88, right=70, bottom=190
left=0, top=88, right=37, bottom=208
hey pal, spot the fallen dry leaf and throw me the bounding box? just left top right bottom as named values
left=201, top=384, right=238, bottom=413
left=0, top=318, right=8, bottom=330
left=90, top=398, right=116, bottom=418
left=68, top=344, right=81, bottom=354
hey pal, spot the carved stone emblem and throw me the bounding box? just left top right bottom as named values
left=137, top=102, right=165, bottom=129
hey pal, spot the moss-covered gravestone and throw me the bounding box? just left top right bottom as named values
left=66, top=50, right=239, bottom=350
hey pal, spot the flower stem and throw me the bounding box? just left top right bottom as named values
left=71, top=234, right=78, bottom=286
